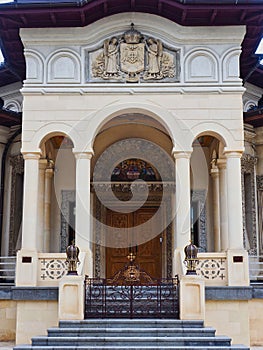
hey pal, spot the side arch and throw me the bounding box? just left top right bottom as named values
left=21, top=122, right=82, bottom=153
left=188, top=121, right=243, bottom=151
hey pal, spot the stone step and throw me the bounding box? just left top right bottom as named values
left=31, top=335, right=232, bottom=347
left=14, top=345, right=250, bottom=350
left=13, top=319, right=249, bottom=350
left=47, top=326, right=216, bottom=338
left=59, top=319, right=204, bottom=328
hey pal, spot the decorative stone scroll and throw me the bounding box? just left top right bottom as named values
left=91, top=23, right=178, bottom=83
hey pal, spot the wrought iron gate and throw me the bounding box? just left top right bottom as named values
left=84, top=263, right=179, bottom=319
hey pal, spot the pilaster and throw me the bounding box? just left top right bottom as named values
left=16, top=152, right=40, bottom=286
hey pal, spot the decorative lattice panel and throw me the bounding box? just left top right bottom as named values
left=196, top=256, right=227, bottom=285
left=38, top=255, right=68, bottom=286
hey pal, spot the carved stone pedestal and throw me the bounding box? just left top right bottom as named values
left=58, top=275, right=85, bottom=320
left=180, top=275, right=205, bottom=320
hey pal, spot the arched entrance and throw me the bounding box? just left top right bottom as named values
left=91, top=115, right=174, bottom=279
left=105, top=158, right=163, bottom=278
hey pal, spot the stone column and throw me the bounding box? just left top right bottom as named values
left=37, top=159, right=47, bottom=252
left=225, top=151, right=249, bottom=286
left=43, top=165, right=54, bottom=252
left=16, top=152, right=40, bottom=286
left=225, top=151, right=243, bottom=250
left=21, top=153, right=40, bottom=250
left=173, top=151, right=192, bottom=276
left=74, top=151, right=93, bottom=277
left=210, top=165, right=221, bottom=251
left=217, top=159, right=228, bottom=251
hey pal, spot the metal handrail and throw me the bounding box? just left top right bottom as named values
left=249, top=255, right=263, bottom=282
left=0, top=256, right=16, bottom=286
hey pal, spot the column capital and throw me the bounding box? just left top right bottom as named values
left=39, top=158, right=48, bottom=170
left=223, top=150, right=243, bottom=159
left=217, top=158, right=227, bottom=170
left=210, top=167, right=219, bottom=177
left=22, top=152, right=41, bottom=161
left=45, top=168, right=54, bottom=178
left=172, top=149, right=192, bottom=160
left=74, top=151, right=94, bottom=160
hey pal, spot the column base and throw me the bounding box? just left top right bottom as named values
left=172, top=248, right=186, bottom=277
left=227, top=249, right=249, bottom=286
left=59, top=275, right=85, bottom=320
left=80, top=250, right=93, bottom=277
left=15, top=249, right=38, bottom=287
left=180, top=275, right=205, bottom=320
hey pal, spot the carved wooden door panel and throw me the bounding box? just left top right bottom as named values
left=134, top=208, right=162, bottom=279
left=106, top=211, right=131, bottom=278
left=106, top=208, right=162, bottom=279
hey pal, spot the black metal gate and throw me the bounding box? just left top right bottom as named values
left=84, top=263, right=179, bottom=319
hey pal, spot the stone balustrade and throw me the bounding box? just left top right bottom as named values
left=36, top=252, right=228, bottom=287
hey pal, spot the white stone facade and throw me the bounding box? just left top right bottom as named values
left=2, top=11, right=263, bottom=346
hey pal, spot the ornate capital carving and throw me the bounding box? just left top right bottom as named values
left=241, top=154, right=257, bottom=173
left=257, top=175, right=263, bottom=190
left=10, top=154, right=24, bottom=174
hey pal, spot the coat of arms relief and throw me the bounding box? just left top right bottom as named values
left=91, top=24, right=178, bottom=83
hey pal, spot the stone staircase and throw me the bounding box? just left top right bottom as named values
left=14, top=319, right=249, bottom=350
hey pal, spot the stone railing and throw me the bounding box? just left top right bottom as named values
left=196, top=252, right=228, bottom=286
left=36, top=252, right=228, bottom=287
left=37, top=252, right=86, bottom=286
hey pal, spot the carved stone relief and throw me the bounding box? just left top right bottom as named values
left=61, top=190, right=75, bottom=252
left=241, top=154, right=257, bottom=255
left=191, top=190, right=207, bottom=252
left=94, top=138, right=174, bottom=182
left=9, top=154, right=24, bottom=256
left=257, top=175, right=263, bottom=255
left=90, top=24, right=178, bottom=83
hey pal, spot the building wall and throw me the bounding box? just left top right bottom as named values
left=0, top=294, right=260, bottom=346
left=0, top=300, right=16, bottom=341
left=205, top=300, right=250, bottom=346
left=16, top=300, right=58, bottom=345
left=249, top=299, right=263, bottom=346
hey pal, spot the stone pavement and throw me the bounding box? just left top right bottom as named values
left=0, top=342, right=262, bottom=349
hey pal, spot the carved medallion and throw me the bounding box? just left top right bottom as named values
left=91, top=23, right=177, bottom=83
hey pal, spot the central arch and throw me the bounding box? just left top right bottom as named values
left=91, top=115, right=175, bottom=279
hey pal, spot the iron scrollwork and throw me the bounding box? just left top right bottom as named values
left=85, top=262, right=179, bottom=319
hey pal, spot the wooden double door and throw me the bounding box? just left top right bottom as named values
left=106, top=207, right=162, bottom=279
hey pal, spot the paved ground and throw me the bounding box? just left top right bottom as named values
left=0, top=342, right=262, bottom=349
